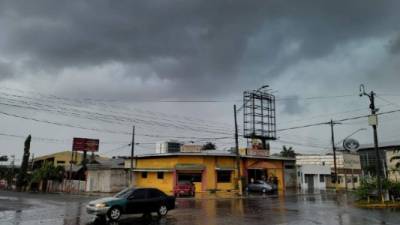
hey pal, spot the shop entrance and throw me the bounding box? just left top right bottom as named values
left=177, top=172, right=203, bottom=192
left=247, top=169, right=267, bottom=183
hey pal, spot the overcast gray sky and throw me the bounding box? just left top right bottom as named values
left=1, top=0, right=400, bottom=162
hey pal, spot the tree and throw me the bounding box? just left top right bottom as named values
left=30, top=163, right=65, bottom=191
left=280, top=145, right=296, bottom=158
left=202, top=142, right=216, bottom=150
left=16, top=135, right=31, bottom=191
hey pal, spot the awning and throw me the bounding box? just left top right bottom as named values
left=215, top=166, right=235, bottom=171
left=133, top=168, right=173, bottom=172
left=175, top=164, right=205, bottom=171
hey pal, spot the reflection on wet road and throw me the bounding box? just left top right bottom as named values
left=0, top=191, right=399, bottom=225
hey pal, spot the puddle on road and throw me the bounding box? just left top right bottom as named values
left=0, top=196, right=18, bottom=201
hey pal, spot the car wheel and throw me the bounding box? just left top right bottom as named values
left=107, top=207, right=122, bottom=221
left=157, top=205, right=168, bottom=217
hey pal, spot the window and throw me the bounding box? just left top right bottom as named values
left=353, top=177, right=358, bottom=183
left=178, top=173, right=202, bottom=182
left=114, top=188, right=134, bottom=198
left=149, top=189, right=166, bottom=198
left=217, top=171, right=231, bottom=183
left=157, top=172, right=164, bottom=179
left=141, top=172, right=148, bottom=178
left=285, top=165, right=295, bottom=169
left=319, top=175, right=325, bottom=182
left=131, top=189, right=147, bottom=199
left=57, top=160, right=65, bottom=164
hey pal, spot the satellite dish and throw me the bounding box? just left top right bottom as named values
left=343, top=138, right=360, bottom=152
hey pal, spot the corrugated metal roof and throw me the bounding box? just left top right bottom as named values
left=87, top=158, right=125, bottom=169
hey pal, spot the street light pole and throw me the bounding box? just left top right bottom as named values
left=360, top=84, right=382, bottom=199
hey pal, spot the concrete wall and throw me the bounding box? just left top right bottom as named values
left=296, top=153, right=361, bottom=189
left=86, top=169, right=128, bottom=192
left=297, top=165, right=331, bottom=190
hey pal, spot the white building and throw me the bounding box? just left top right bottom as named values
left=297, top=164, right=331, bottom=190
left=86, top=158, right=129, bottom=193
left=156, top=141, right=181, bottom=154
left=296, top=152, right=362, bottom=190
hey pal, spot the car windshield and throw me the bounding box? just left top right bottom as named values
left=114, top=188, right=134, bottom=198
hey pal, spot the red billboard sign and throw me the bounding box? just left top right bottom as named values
left=72, top=138, right=99, bottom=152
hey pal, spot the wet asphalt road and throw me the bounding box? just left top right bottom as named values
left=0, top=190, right=399, bottom=225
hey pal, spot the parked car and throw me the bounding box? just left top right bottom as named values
left=86, top=187, right=176, bottom=221
left=174, top=181, right=195, bottom=197
left=0, top=180, right=7, bottom=189
left=246, top=180, right=276, bottom=193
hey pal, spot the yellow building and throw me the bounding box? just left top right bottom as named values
left=33, top=151, right=84, bottom=169
left=129, top=152, right=291, bottom=195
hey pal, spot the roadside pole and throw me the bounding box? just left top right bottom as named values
left=130, top=126, right=135, bottom=187
left=360, top=84, right=383, bottom=200
left=10, top=155, right=15, bottom=190
left=234, top=105, right=242, bottom=195
left=330, top=120, right=340, bottom=191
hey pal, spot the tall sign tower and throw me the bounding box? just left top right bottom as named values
left=243, top=88, right=276, bottom=150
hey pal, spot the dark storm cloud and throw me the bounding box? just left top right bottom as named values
left=0, top=61, right=14, bottom=80
left=388, top=34, right=400, bottom=54
left=279, top=96, right=305, bottom=115
left=0, top=0, right=399, bottom=98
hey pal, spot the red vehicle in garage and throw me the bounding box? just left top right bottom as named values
left=174, top=181, right=195, bottom=197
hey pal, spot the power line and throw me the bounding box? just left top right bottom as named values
left=376, top=95, right=400, bottom=108
left=278, top=109, right=400, bottom=132
left=0, top=110, right=232, bottom=140
left=276, top=94, right=357, bottom=101
left=0, top=89, right=235, bottom=130
left=0, top=93, right=235, bottom=135
left=102, top=144, right=131, bottom=154
left=275, top=139, right=330, bottom=149
left=0, top=132, right=130, bottom=145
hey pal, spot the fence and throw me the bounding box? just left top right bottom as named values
left=46, top=180, right=86, bottom=193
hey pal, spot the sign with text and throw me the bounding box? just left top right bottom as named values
left=246, top=148, right=270, bottom=157
left=72, top=138, right=99, bottom=152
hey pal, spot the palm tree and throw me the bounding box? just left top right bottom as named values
left=280, top=145, right=296, bottom=158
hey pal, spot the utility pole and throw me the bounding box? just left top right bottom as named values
left=360, top=84, right=382, bottom=199
left=10, top=155, right=15, bottom=190
left=329, top=120, right=340, bottom=190
left=234, top=105, right=242, bottom=195
left=130, top=126, right=135, bottom=186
